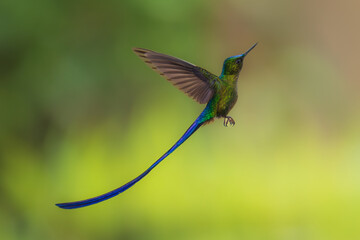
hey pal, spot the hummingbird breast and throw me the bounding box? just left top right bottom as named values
left=216, top=85, right=238, bottom=118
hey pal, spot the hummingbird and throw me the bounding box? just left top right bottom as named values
left=56, top=43, right=257, bottom=209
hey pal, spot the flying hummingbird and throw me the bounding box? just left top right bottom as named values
left=56, top=43, right=257, bottom=209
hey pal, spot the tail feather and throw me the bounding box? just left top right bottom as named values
left=56, top=117, right=206, bottom=209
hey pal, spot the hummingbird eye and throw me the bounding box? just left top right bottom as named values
left=236, top=58, right=242, bottom=64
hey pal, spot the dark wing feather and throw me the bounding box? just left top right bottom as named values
left=133, top=48, right=218, bottom=104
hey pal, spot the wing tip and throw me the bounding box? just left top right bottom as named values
left=132, top=47, right=151, bottom=56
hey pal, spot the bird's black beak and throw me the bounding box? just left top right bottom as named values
left=243, top=43, right=258, bottom=57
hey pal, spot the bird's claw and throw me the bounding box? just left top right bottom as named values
left=223, top=116, right=235, bottom=127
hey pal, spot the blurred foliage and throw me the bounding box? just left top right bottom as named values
left=1, top=0, right=360, bottom=239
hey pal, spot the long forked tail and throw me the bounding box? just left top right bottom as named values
left=56, top=116, right=208, bottom=209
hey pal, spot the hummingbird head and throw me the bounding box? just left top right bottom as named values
left=221, top=43, right=257, bottom=77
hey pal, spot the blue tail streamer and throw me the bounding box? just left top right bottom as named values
left=56, top=116, right=206, bottom=209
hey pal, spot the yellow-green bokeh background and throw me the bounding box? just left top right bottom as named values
left=1, top=0, right=360, bottom=239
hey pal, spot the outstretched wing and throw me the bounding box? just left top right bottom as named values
left=133, top=48, right=219, bottom=104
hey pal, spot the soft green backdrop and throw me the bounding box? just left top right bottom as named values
left=1, top=0, right=359, bottom=239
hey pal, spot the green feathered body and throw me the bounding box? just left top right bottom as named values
left=215, top=75, right=239, bottom=118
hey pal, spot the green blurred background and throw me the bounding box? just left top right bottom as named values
left=1, top=0, right=360, bottom=239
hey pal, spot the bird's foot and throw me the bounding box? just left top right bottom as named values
left=223, top=116, right=235, bottom=127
